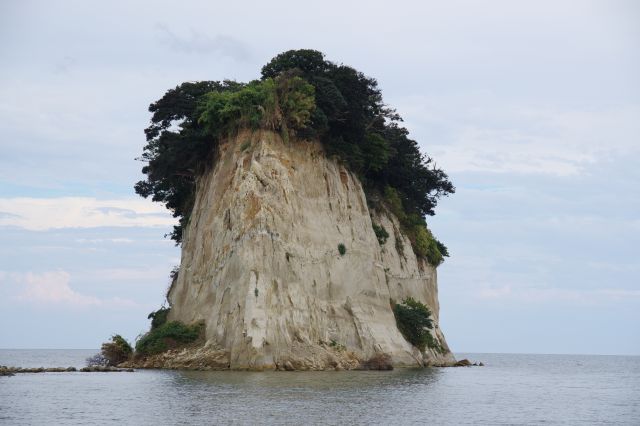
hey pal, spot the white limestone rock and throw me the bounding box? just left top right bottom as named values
left=167, top=130, right=455, bottom=369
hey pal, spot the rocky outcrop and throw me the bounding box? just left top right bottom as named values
left=80, top=366, right=134, bottom=372
left=119, top=342, right=363, bottom=371
left=167, top=130, right=455, bottom=370
left=0, top=366, right=133, bottom=374
left=119, top=343, right=229, bottom=370
left=1, top=366, right=77, bottom=374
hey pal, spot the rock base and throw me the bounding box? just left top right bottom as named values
left=119, top=344, right=230, bottom=370
left=0, top=365, right=134, bottom=375
left=117, top=342, right=462, bottom=371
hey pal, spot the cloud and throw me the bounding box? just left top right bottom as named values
left=477, top=285, right=640, bottom=304
left=0, top=211, right=21, bottom=219
left=53, top=56, right=76, bottom=74
left=92, top=207, right=139, bottom=217
left=154, top=23, right=250, bottom=60
left=0, top=197, right=175, bottom=230
left=17, top=270, right=100, bottom=306
left=1, top=270, right=138, bottom=308
left=75, top=237, right=134, bottom=244
left=395, top=94, right=640, bottom=176
left=89, top=267, right=171, bottom=282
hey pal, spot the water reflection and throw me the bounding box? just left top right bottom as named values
left=151, top=368, right=444, bottom=424
left=174, top=368, right=442, bottom=391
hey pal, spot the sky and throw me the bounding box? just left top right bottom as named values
left=0, top=0, right=638, bottom=354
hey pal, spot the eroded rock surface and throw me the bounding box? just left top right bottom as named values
left=167, top=130, right=455, bottom=369
left=120, top=343, right=229, bottom=370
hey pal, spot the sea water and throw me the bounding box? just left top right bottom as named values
left=0, top=350, right=638, bottom=425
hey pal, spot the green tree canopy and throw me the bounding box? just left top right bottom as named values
left=135, top=50, right=454, bottom=264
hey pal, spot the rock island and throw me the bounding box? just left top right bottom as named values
left=119, top=50, right=457, bottom=370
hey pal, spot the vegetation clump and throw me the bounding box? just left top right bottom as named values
left=392, top=297, right=440, bottom=352
left=372, top=223, right=389, bottom=245
left=100, top=334, right=133, bottom=366
left=147, top=307, right=171, bottom=330
left=338, top=243, right=346, bottom=256
left=135, top=321, right=204, bottom=356
left=135, top=49, right=453, bottom=263
left=383, top=186, right=447, bottom=265
left=199, top=73, right=315, bottom=143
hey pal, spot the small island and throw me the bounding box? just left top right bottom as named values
left=109, top=50, right=458, bottom=370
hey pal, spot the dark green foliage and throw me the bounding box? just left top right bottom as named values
left=392, top=297, right=436, bottom=352
left=261, top=50, right=453, bottom=216
left=135, top=81, right=242, bottom=243
left=136, top=50, right=454, bottom=257
left=383, top=186, right=447, bottom=266
left=435, top=239, right=449, bottom=258
left=425, top=333, right=446, bottom=355
left=412, top=223, right=443, bottom=266
left=380, top=124, right=454, bottom=218
left=135, top=321, right=203, bottom=356
left=261, top=50, right=330, bottom=79
left=147, top=307, right=171, bottom=330
left=383, top=185, right=406, bottom=222
left=100, top=334, right=133, bottom=366
left=372, top=223, right=389, bottom=245
left=338, top=243, right=346, bottom=256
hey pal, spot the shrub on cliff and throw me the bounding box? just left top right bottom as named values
left=100, top=334, right=133, bottom=366
left=147, top=307, right=171, bottom=330
left=392, top=297, right=436, bottom=352
left=199, top=73, right=315, bottom=142
left=383, top=186, right=447, bottom=265
left=372, top=223, right=389, bottom=245
left=135, top=321, right=204, bottom=356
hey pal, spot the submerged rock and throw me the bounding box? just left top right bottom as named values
left=80, top=366, right=134, bottom=372
left=1, top=366, right=81, bottom=374
left=0, top=366, right=15, bottom=376
left=119, top=343, right=229, bottom=370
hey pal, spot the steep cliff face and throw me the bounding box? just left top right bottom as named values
left=167, top=130, right=455, bottom=369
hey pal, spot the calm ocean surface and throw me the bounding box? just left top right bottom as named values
left=0, top=350, right=638, bottom=425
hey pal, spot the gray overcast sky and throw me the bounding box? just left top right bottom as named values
left=1, top=0, right=638, bottom=354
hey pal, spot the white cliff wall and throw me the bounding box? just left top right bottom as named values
left=167, top=130, right=454, bottom=369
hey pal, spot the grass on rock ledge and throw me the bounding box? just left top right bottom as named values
left=135, top=321, right=205, bottom=356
